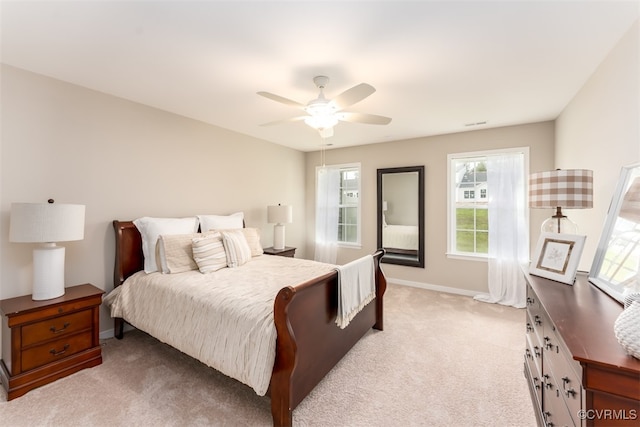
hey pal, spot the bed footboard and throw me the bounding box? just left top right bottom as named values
left=270, top=250, right=386, bottom=427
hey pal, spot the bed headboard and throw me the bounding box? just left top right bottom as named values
left=113, top=220, right=144, bottom=288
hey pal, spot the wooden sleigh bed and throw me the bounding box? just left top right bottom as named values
left=111, top=220, right=387, bottom=426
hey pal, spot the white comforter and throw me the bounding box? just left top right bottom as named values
left=104, top=255, right=336, bottom=396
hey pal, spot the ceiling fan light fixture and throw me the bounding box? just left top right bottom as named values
left=304, top=114, right=338, bottom=130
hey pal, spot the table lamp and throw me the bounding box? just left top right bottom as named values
left=10, top=199, right=85, bottom=300
left=267, top=204, right=293, bottom=250
left=529, top=169, right=593, bottom=233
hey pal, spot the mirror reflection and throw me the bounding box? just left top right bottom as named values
left=377, top=166, right=424, bottom=268
left=590, top=163, right=640, bottom=303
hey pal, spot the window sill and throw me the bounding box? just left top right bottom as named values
left=338, top=242, right=362, bottom=250
left=446, top=252, right=488, bottom=262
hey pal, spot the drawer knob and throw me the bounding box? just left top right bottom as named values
left=49, top=344, right=70, bottom=357
left=534, top=315, right=542, bottom=326
left=50, top=322, right=70, bottom=334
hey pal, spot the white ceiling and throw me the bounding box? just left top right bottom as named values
left=1, top=1, right=638, bottom=152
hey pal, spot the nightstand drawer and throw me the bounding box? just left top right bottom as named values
left=21, top=331, right=93, bottom=372
left=21, top=310, right=92, bottom=347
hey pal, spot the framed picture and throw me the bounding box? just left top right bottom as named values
left=529, top=233, right=586, bottom=284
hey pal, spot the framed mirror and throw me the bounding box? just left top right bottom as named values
left=589, top=162, right=640, bottom=303
left=377, top=166, right=424, bottom=268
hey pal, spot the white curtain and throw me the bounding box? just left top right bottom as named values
left=474, top=153, right=529, bottom=308
left=315, top=166, right=340, bottom=264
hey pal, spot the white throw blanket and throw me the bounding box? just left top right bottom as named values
left=335, top=254, right=376, bottom=329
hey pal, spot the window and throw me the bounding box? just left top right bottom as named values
left=337, top=165, right=361, bottom=245
left=315, top=163, right=361, bottom=247
left=449, top=156, right=489, bottom=256
left=447, top=148, right=527, bottom=259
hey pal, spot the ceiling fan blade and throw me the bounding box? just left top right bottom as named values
left=338, top=112, right=392, bottom=125
left=260, top=116, right=307, bottom=127
left=331, top=83, right=376, bottom=110
left=257, top=91, right=305, bottom=108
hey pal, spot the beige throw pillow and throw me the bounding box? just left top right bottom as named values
left=192, top=232, right=227, bottom=273
left=211, top=227, right=263, bottom=257
left=221, top=230, right=252, bottom=268
left=156, top=233, right=201, bottom=274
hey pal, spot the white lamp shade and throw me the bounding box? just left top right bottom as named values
left=267, top=205, right=293, bottom=224
left=10, top=203, right=85, bottom=243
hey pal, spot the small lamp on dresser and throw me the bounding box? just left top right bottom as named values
left=529, top=169, right=593, bottom=233
left=9, top=199, right=85, bottom=300
left=267, top=204, right=293, bottom=250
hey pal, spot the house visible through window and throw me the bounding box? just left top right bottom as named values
left=451, top=156, right=488, bottom=255
left=338, top=166, right=361, bottom=245
left=315, top=163, right=361, bottom=248
left=447, top=149, right=526, bottom=259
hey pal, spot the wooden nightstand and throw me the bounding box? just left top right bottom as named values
left=0, top=283, right=104, bottom=400
left=263, top=246, right=296, bottom=258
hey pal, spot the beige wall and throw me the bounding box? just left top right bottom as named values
left=556, top=19, right=640, bottom=272
left=305, top=122, right=555, bottom=294
left=0, top=65, right=307, bottom=339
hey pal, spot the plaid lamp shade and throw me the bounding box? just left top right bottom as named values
left=529, top=169, right=593, bottom=209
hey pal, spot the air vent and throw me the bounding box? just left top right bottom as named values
left=464, top=121, right=487, bottom=127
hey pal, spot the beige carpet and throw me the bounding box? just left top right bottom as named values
left=0, top=284, right=536, bottom=426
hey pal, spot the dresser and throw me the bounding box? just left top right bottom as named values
left=524, top=271, right=640, bottom=426
left=0, top=284, right=103, bottom=400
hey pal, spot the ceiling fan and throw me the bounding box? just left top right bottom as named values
left=257, top=76, right=392, bottom=138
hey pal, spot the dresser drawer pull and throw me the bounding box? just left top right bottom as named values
left=561, top=377, right=577, bottom=398
left=49, top=344, right=70, bottom=357
left=50, top=322, right=70, bottom=334
left=534, top=315, right=542, bottom=326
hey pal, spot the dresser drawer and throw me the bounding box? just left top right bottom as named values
left=21, top=310, right=92, bottom=347
left=542, top=371, right=576, bottom=427
left=526, top=284, right=545, bottom=339
left=21, top=331, right=93, bottom=372
left=524, top=343, right=543, bottom=407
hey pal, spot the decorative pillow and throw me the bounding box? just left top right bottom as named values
left=192, top=232, right=227, bottom=273
left=197, top=212, right=243, bottom=232
left=212, top=227, right=263, bottom=257
left=133, top=217, right=199, bottom=273
left=156, top=233, right=202, bottom=274
left=221, top=229, right=252, bottom=268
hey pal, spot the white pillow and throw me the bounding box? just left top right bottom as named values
left=197, top=212, right=244, bottom=232
left=221, top=229, right=252, bottom=268
left=133, top=217, right=199, bottom=273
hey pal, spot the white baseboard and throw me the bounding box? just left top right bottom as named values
left=386, top=277, right=480, bottom=298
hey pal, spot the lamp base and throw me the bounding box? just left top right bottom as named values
left=32, top=243, right=66, bottom=300
left=541, top=214, right=578, bottom=234
left=273, top=223, right=285, bottom=250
